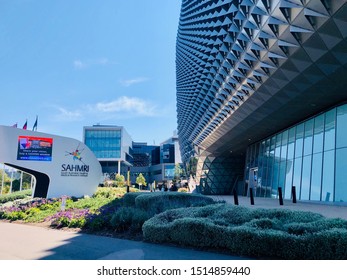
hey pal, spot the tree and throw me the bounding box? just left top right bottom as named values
left=11, top=179, right=21, bottom=192
left=136, top=173, right=147, bottom=190
left=174, top=163, right=184, bottom=181
left=0, top=170, right=10, bottom=184
left=115, top=173, right=125, bottom=188
left=22, top=173, right=33, bottom=190
left=0, top=170, right=11, bottom=195
left=187, top=157, right=198, bottom=177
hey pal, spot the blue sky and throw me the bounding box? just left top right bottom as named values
left=0, top=0, right=181, bottom=144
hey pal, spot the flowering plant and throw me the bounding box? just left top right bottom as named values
left=47, top=208, right=91, bottom=228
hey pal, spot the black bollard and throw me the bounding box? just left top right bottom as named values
left=291, top=186, right=297, bottom=203
left=325, top=192, right=330, bottom=202
left=278, top=187, right=284, bottom=205
left=233, top=188, right=239, bottom=205
left=249, top=188, right=254, bottom=205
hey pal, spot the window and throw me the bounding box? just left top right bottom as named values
left=284, top=159, right=294, bottom=199
left=336, top=104, right=347, bottom=148
left=321, top=150, right=334, bottom=202
left=310, top=153, right=322, bottom=201
left=295, top=123, right=304, bottom=158
left=245, top=103, right=347, bottom=203
left=335, top=147, right=347, bottom=202
left=324, top=108, right=336, bottom=151
left=303, top=119, right=314, bottom=156
left=300, top=155, right=312, bottom=200
left=293, top=157, right=302, bottom=194
left=287, top=127, right=295, bottom=159
left=313, top=114, right=324, bottom=154
left=84, top=129, right=122, bottom=159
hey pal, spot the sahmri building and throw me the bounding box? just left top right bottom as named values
left=176, top=0, right=347, bottom=203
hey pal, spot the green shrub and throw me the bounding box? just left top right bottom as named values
left=143, top=204, right=347, bottom=259
left=71, top=197, right=112, bottom=211
left=135, top=192, right=216, bottom=215
left=110, top=207, right=150, bottom=232
left=92, top=187, right=126, bottom=199
left=131, top=209, right=151, bottom=232
left=284, top=218, right=347, bottom=235
left=25, top=207, right=41, bottom=217
left=301, top=228, right=347, bottom=259
left=85, top=215, right=109, bottom=231
left=2, top=210, right=27, bottom=221
left=170, top=218, right=227, bottom=248
left=69, top=217, right=87, bottom=228
left=211, top=205, right=253, bottom=225
left=49, top=209, right=90, bottom=228
left=244, top=218, right=281, bottom=230
left=252, top=208, right=323, bottom=223
left=120, top=192, right=151, bottom=207
left=110, top=207, right=134, bottom=231
left=0, top=190, right=32, bottom=204
left=0, top=197, right=64, bottom=223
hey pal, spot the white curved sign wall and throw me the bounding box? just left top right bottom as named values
left=0, top=125, right=102, bottom=198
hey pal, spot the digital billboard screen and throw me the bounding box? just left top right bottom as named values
left=17, top=136, right=53, bottom=161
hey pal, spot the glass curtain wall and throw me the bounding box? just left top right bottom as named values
left=84, top=129, right=122, bottom=159
left=245, top=103, right=347, bottom=203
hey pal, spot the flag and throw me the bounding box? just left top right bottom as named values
left=32, top=116, right=38, bottom=131
left=22, top=120, right=27, bottom=130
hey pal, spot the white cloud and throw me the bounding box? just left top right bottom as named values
left=73, top=60, right=87, bottom=69
left=96, top=58, right=109, bottom=65
left=95, top=96, right=156, bottom=116
left=55, top=107, right=83, bottom=121
left=120, top=77, right=149, bottom=87
left=73, top=58, right=115, bottom=70
left=52, top=96, right=157, bottom=124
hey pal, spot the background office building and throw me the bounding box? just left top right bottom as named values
left=176, top=0, right=347, bottom=203
left=83, top=125, right=133, bottom=177
left=130, top=133, right=183, bottom=185
left=84, top=125, right=183, bottom=185
left=150, top=132, right=183, bottom=184
left=130, top=141, right=157, bottom=184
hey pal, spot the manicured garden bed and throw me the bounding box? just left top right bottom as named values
left=1, top=189, right=346, bottom=259
left=0, top=187, right=131, bottom=230
left=142, top=203, right=347, bottom=259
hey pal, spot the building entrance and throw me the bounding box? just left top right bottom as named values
left=248, top=167, right=258, bottom=196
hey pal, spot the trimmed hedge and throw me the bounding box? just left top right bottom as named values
left=142, top=204, right=347, bottom=259
left=109, top=192, right=217, bottom=233
left=110, top=207, right=150, bottom=232
left=121, top=192, right=152, bottom=207
left=134, top=192, right=216, bottom=215
left=0, top=190, right=32, bottom=204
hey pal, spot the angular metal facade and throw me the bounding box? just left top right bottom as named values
left=176, top=0, right=347, bottom=196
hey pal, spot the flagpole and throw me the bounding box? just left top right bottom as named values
left=32, top=115, right=38, bottom=131
left=23, top=119, right=28, bottom=130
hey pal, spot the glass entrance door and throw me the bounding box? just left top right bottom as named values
left=248, top=167, right=258, bottom=196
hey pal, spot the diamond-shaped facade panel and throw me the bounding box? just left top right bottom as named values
left=177, top=0, right=347, bottom=201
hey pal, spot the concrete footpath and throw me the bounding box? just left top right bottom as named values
left=0, top=221, right=247, bottom=260
left=209, top=195, right=347, bottom=220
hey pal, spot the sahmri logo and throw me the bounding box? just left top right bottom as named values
left=61, top=146, right=90, bottom=177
